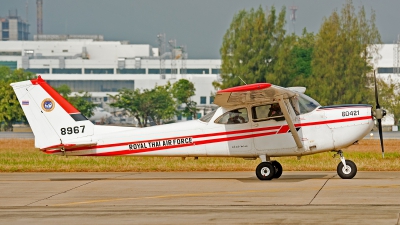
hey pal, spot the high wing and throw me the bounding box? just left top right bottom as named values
left=214, top=83, right=304, bottom=149
left=214, top=83, right=300, bottom=107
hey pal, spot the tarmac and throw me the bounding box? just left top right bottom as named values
left=1, top=171, right=400, bottom=224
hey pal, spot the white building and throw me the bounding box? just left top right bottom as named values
left=0, top=40, right=398, bottom=124
left=0, top=39, right=221, bottom=120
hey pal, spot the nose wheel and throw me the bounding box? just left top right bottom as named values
left=334, top=150, right=357, bottom=179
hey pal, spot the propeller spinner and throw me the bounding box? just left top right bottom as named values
left=373, top=70, right=386, bottom=158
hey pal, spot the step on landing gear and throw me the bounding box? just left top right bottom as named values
left=333, top=150, right=357, bottom=179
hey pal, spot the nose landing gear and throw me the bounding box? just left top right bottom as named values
left=334, top=150, right=357, bottom=179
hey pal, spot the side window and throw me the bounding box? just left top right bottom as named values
left=252, top=105, right=270, bottom=121
left=252, top=103, right=285, bottom=122
left=215, top=108, right=249, bottom=124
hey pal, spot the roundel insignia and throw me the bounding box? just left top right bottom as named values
left=41, top=98, right=55, bottom=112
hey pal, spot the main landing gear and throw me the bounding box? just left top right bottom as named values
left=255, top=159, right=283, bottom=180
left=333, top=150, right=357, bottom=179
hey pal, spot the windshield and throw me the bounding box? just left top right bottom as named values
left=298, top=93, right=320, bottom=114
left=199, top=110, right=217, bottom=122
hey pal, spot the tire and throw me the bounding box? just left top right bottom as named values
left=337, top=160, right=357, bottom=179
left=271, top=161, right=283, bottom=179
left=256, top=162, right=275, bottom=180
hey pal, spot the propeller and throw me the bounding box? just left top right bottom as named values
left=373, top=70, right=386, bottom=158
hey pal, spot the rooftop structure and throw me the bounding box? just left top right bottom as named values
left=0, top=10, right=30, bottom=41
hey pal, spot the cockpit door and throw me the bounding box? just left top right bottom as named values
left=251, top=100, right=301, bottom=154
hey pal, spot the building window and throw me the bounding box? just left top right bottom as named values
left=200, top=96, right=206, bottom=104
left=84, top=68, right=114, bottom=74
left=2, top=22, right=9, bottom=29
left=211, top=69, right=220, bottom=74
left=187, top=116, right=193, bottom=120
left=0, top=51, right=22, bottom=56
left=0, top=61, right=17, bottom=70
left=26, top=68, right=50, bottom=74
left=177, top=115, right=182, bottom=121
left=117, top=68, right=146, bottom=74
left=2, top=31, right=9, bottom=39
left=197, top=113, right=202, bottom=119
left=24, top=50, right=34, bottom=56
left=184, top=68, right=209, bottom=74
left=148, top=69, right=172, bottom=74
left=52, top=68, right=82, bottom=74
left=377, top=67, right=395, bottom=74
left=47, top=80, right=135, bottom=92
left=210, top=96, right=214, bottom=104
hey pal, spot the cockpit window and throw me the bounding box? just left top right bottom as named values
left=252, top=104, right=285, bottom=122
left=199, top=110, right=217, bottom=123
left=215, top=108, right=249, bottom=124
left=298, top=93, right=320, bottom=114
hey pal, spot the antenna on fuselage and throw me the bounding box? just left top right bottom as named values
left=238, top=76, right=247, bottom=85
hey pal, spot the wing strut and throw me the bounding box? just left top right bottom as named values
left=278, top=97, right=303, bottom=149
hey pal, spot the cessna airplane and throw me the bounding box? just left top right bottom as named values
left=11, top=75, right=386, bottom=180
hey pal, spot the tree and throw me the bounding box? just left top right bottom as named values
left=0, top=67, right=35, bottom=131
left=54, top=84, right=96, bottom=118
left=109, top=88, right=144, bottom=126
left=377, top=78, right=400, bottom=125
left=308, top=0, right=381, bottom=106
left=171, top=79, right=197, bottom=119
left=216, top=5, right=287, bottom=89
left=110, top=84, right=176, bottom=127
left=149, top=84, right=176, bottom=124
left=277, top=29, right=315, bottom=87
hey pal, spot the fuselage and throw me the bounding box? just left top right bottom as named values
left=44, top=102, right=373, bottom=158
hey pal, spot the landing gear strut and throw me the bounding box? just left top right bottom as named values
left=255, top=159, right=283, bottom=180
left=334, top=150, right=357, bottom=179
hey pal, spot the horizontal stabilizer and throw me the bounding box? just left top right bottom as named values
left=41, top=142, right=97, bottom=151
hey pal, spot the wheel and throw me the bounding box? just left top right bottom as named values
left=271, top=161, right=283, bottom=178
left=337, top=160, right=357, bottom=179
left=256, top=162, right=275, bottom=180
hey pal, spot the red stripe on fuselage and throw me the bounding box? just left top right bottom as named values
left=82, top=131, right=278, bottom=156
left=50, top=125, right=282, bottom=152
left=44, top=115, right=372, bottom=155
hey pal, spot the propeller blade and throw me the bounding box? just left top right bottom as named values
left=377, top=119, right=385, bottom=158
left=374, top=70, right=384, bottom=158
left=374, top=70, right=380, bottom=109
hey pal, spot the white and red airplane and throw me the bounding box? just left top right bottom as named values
left=11, top=75, right=385, bottom=180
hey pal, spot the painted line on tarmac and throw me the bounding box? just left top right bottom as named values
left=51, top=187, right=314, bottom=206
left=51, top=182, right=400, bottom=207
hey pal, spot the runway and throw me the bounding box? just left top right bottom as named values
left=1, top=172, right=400, bottom=224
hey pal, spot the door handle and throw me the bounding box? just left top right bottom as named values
left=254, top=123, right=259, bottom=127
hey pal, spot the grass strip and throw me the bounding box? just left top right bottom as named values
left=0, top=139, right=399, bottom=172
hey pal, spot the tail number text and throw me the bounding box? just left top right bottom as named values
left=342, top=110, right=359, bottom=117
left=61, top=125, right=85, bottom=135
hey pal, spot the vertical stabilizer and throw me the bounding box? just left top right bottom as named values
left=11, top=76, right=94, bottom=149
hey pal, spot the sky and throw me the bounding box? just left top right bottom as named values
left=1, top=0, right=400, bottom=59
